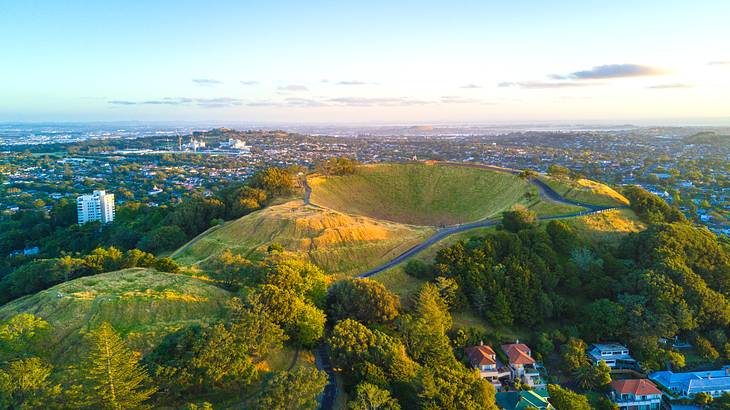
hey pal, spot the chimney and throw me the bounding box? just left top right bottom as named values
left=479, top=340, right=484, bottom=346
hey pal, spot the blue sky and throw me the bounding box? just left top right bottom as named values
left=2, top=0, right=729, bottom=123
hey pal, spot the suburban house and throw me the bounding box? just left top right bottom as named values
left=495, top=389, right=553, bottom=410
left=465, top=342, right=510, bottom=390
left=588, top=343, right=637, bottom=368
left=649, top=366, right=730, bottom=399
left=608, top=379, right=662, bottom=410
left=501, top=342, right=545, bottom=388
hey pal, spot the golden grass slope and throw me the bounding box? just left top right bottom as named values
left=174, top=200, right=435, bottom=277
left=0, top=268, right=231, bottom=363
left=539, top=175, right=630, bottom=207
left=308, top=163, right=533, bottom=226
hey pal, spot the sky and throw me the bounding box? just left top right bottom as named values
left=1, top=0, right=730, bottom=124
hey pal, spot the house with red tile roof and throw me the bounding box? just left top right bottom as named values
left=608, top=379, right=662, bottom=410
left=465, top=342, right=510, bottom=390
left=501, top=341, right=545, bottom=388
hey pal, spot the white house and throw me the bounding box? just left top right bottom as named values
left=588, top=343, right=636, bottom=368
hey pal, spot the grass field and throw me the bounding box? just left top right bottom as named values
left=0, top=268, right=231, bottom=364
left=538, top=175, right=629, bottom=207
left=309, top=163, right=534, bottom=226
left=562, top=208, right=646, bottom=242
left=174, top=200, right=435, bottom=277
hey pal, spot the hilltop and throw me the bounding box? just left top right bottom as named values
left=308, top=162, right=536, bottom=226
left=0, top=268, right=231, bottom=363
left=173, top=199, right=435, bottom=277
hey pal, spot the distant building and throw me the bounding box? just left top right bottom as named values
left=588, top=343, right=636, bottom=368
left=608, top=379, right=662, bottom=410
left=220, top=138, right=250, bottom=151
left=77, top=190, right=115, bottom=224
left=649, top=366, right=730, bottom=399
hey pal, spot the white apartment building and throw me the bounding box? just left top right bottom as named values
left=77, top=190, right=115, bottom=225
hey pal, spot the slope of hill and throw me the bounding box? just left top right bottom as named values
left=308, top=163, right=535, bottom=226
left=0, top=268, right=231, bottom=363
left=538, top=175, right=629, bottom=207
left=173, top=200, right=435, bottom=277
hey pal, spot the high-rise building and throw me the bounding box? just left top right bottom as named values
left=77, top=190, right=115, bottom=225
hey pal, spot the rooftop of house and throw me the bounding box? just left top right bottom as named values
left=501, top=343, right=535, bottom=366
left=465, top=343, right=496, bottom=367
left=650, top=366, right=730, bottom=392
left=590, top=343, right=630, bottom=352
left=495, top=389, right=551, bottom=410
left=610, top=379, right=662, bottom=396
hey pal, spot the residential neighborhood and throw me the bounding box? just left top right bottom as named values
left=464, top=339, right=730, bottom=409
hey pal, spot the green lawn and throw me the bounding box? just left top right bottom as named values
left=0, top=268, right=231, bottom=364
left=309, top=163, right=534, bottom=226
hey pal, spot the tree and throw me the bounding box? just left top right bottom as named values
left=417, top=366, right=498, bottom=410
left=153, top=257, right=179, bottom=273
left=400, top=284, right=456, bottom=367
left=288, top=302, right=326, bottom=348
left=252, top=367, right=328, bottom=410
left=403, top=260, right=434, bottom=280
left=501, top=206, right=537, bottom=232
left=327, top=319, right=379, bottom=370
left=547, top=384, right=591, bottom=410
left=79, top=322, right=156, bottom=409
left=589, top=361, right=612, bottom=390
left=694, top=392, right=713, bottom=406
left=0, top=313, right=49, bottom=358
left=0, top=357, right=62, bottom=409
left=547, top=164, right=571, bottom=178
left=546, top=220, right=578, bottom=254
left=580, top=299, right=625, bottom=341
left=695, top=336, right=720, bottom=361
left=327, top=279, right=400, bottom=325
left=560, top=338, right=589, bottom=373
left=348, top=382, right=401, bottom=410
left=249, top=168, right=296, bottom=197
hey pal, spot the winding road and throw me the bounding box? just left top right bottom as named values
left=314, top=161, right=624, bottom=410
left=357, top=162, right=620, bottom=278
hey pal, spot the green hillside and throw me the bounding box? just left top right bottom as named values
left=538, top=175, right=630, bottom=207
left=308, top=163, right=536, bottom=226
left=0, top=268, right=231, bottom=363
left=173, top=199, right=435, bottom=277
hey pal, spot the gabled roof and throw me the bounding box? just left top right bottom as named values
left=496, top=389, right=552, bottom=410
left=465, top=345, right=496, bottom=367
left=501, top=343, right=535, bottom=365
left=611, top=379, right=661, bottom=396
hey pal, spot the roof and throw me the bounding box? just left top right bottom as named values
left=611, top=379, right=661, bottom=396
left=591, top=343, right=629, bottom=352
left=465, top=344, right=496, bottom=367
left=650, top=366, right=730, bottom=394
left=495, top=389, right=551, bottom=410
left=501, top=343, right=535, bottom=366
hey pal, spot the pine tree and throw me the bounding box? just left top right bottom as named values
left=81, top=322, right=156, bottom=409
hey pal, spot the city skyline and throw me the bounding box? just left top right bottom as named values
left=2, top=1, right=730, bottom=123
